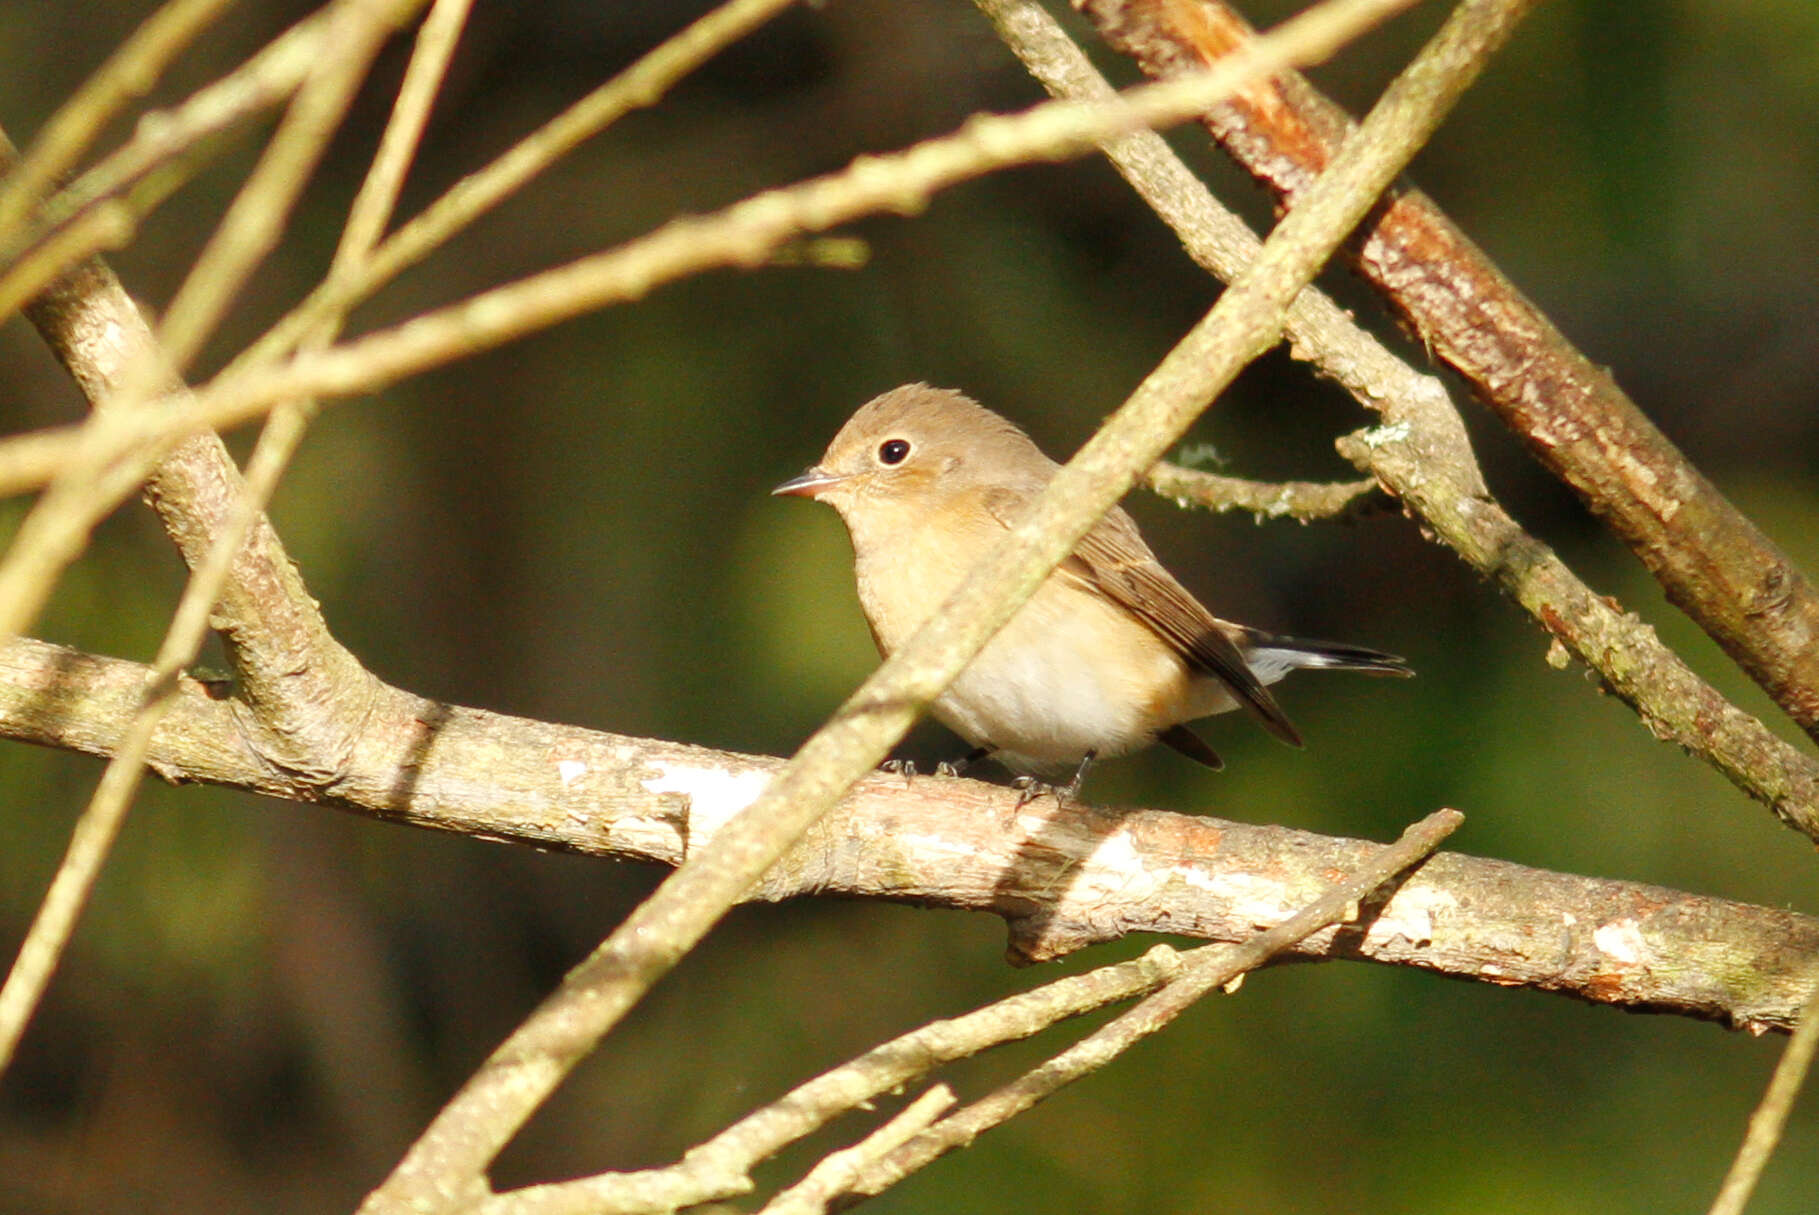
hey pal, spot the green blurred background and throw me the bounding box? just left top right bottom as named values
left=3, top=0, right=1818, bottom=1210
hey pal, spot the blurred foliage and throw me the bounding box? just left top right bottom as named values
left=2, top=0, right=1817, bottom=1211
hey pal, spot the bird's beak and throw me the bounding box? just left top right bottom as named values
left=772, top=465, right=844, bottom=499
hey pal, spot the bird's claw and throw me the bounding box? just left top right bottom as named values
left=1011, top=751, right=1094, bottom=807
left=1012, top=775, right=1069, bottom=807
left=880, top=758, right=916, bottom=784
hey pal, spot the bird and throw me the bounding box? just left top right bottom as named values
left=773, top=383, right=1410, bottom=799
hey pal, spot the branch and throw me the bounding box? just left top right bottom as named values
left=756, top=1085, right=956, bottom=1215
left=0, top=0, right=431, bottom=1074
left=227, top=0, right=809, bottom=379
left=2, top=636, right=1809, bottom=1034
left=0, top=4, right=335, bottom=281
left=975, top=0, right=1819, bottom=845
left=1077, top=0, right=1819, bottom=742
left=1708, top=985, right=1819, bottom=1215
left=1145, top=461, right=1382, bottom=520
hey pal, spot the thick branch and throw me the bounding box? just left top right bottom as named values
left=2, top=636, right=1810, bottom=1034
left=1076, top=0, right=1819, bottom=739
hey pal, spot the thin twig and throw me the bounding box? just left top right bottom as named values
left=975, top=0, right=1819, bottom=843
left=0, top=0, right=425, bottom=656
left=0, top=0, right=238, bottom=241
left=757, top=1086, right=957, bottom=1215
left=1707, top=983, right=1819, bottom=1215
left=0, top=174, right=138, bottom=323
left=225, top=0, right=807, bottom=379
left=0, top=0, right=1423, bottom=510
left=0, top=4, right=332, bottom=277
left=357, top=4, right=1439, bottom=1209
left=478, top=949, right=1187, bottom=1214
left=1146, top=461, right=1381, bottom=520
left=0, top=0, right=453, bottom=1081
left=152, top=0, right=426, bottom=374
left=848, top=809, right=1462, bottom=1198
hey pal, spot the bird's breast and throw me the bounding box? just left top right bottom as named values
left=855, top=545, right=1199, bottom=769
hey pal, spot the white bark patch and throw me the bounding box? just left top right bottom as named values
left=640, top=762, right=771, bottom=841
left=1177, top=867, right=1300, bottom=928
left=556, top=759, right=588, bottom=787
left=1593, top=918, right=1647, bottom=964
left=1362, top=884, right=1457, bottom=948
left=1062, top=829, right=1164, bottom=906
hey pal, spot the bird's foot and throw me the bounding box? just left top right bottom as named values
left=1012, top=775, right=1064, bottom=807
left=880, top=758, right=917, bottom=785
left=1011, top=751, right=1097, bottom=808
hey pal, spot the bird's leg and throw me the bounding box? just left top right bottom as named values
left=1060, top=750, right=1097, bottom=801
left=936, top=745, right=995, bottom=778
left=1012, top=751, right=1097, bottom=807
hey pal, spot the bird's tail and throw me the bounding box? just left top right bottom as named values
left=1240, top=630, right=1413, bottom=683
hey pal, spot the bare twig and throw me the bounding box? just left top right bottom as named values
left=975, top=0, right=1819, bottom=844
left=0, top=125, right=174, bottom=325
left=481, top=949, right=1187, bottom=1215
left=0, top=0, right=237, bottom=242
left=0, top=0, right=425, bottom=655
left=0, top=0, right=445, bottom=1080
left=0, top=4, right=332, bottom=278
left=1707, top=984, right=1819, bottom=1215
left=1145, top=460, right=1381, bottom=520
left=758, top=1085, right=957, bottom=1215
left=847, top=809, right=1462, bottom=1200
left=1078, top=0, right=1819, bottom=741
left=150, top=0, right=425, bottom=375
left=227, top=0, right=807, bottom=378
left=0, top=0, right=1424, bottom=507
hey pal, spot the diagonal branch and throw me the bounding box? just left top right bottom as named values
left=227, top=0, right=808, bottom=379
left=0, top=0, right=435, bottom=1075
left=0, top=4, right=337, bottom=291
left=1076, top=0, right=1819, bottom=741
left=0, top=0, right=1426, bottom=507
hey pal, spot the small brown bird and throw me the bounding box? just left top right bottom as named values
left=774, top=384, right=1410, bottom=796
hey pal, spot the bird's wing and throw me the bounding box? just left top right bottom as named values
left=978, top=488, right=1301, bottom=745
left=1065, top=506, right=1303, bottom=747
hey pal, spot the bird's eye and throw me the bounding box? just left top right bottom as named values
left=878, top=438, right=911, bottom=465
